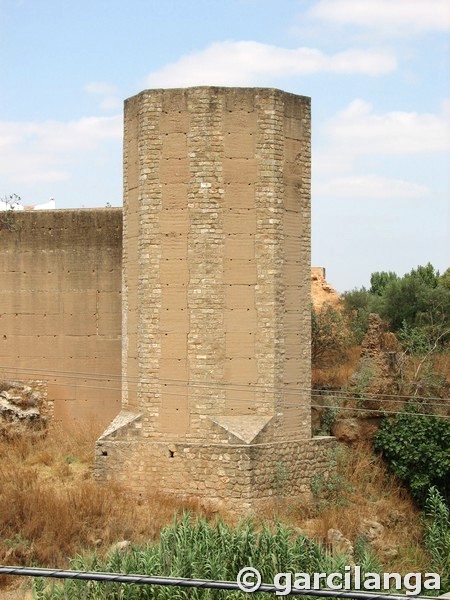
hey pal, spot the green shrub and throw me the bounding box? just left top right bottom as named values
left=342, top=263, right=450, bottom=344
left=311, top=304, right=349, bottom=367
left=374, top=408, right=450, bottom=506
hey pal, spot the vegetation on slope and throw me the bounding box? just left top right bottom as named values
left=33, top=514, right=381, bottom=599
left=0, top=262, right=448, bottom=597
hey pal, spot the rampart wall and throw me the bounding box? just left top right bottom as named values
left=0, top=209, right=122, bottom=427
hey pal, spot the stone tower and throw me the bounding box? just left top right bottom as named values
left=95, top=87, right=334, bottom=512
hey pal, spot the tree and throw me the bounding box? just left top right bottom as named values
left=369, top=271, right=398, bottom=296
left=438, top=267, right=450, bottom=290
left=382, top=268, right=449, bottom=335
left=343, top=264, right=450, bottom=342
left=342, top=287, right=382, bottom=343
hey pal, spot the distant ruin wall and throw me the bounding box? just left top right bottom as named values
left=0, top=209, right=122, bottom=428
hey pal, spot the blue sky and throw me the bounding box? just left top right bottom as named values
left=0, top=0, right=448, bottom=291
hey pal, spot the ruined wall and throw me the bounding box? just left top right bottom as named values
left=0, top=209, right=122, bottom=427
left=311, top=266, right=340, bottom=310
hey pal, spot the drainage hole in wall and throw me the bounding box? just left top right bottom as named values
left=101, top=450, right=108, bottom=457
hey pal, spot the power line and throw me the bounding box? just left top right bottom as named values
left=1, top=364, right=449, bottom=405
left=1, top=370, right=449, bottom=421
left=0, top=566, right=438, bottom=600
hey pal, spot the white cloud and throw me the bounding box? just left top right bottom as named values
left=324, top=99, right=450, bottom=155
left=84, top=82, right=117, bottom=96
left=84, top=81, right=122, bottom=111
left=0, top=115, right=122, bottom=185
left=314, top=100, right=448, bottom=205
left=315, top=174, right=430, bottom=199
left=146, top=41, right=396, bottom=87
left=308, top=0, right=450, bottom=34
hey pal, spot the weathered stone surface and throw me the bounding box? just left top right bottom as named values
left=359, top=518, right=384, bottom=542
left=311, top=267, right=340, bottom=311
left=331, top=417, right=382, bottom=443
left=95, top=87, right=336, bottom=513
left=0, top=381, right=47, bottom=434
left=348, top=313, right=402, bottom=409
left=327, top=528, right=354, bottom=559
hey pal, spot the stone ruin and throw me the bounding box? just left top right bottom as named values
left=0, top=380, right=48, bottom=436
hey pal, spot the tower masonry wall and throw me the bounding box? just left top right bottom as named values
left=120, top=87, right=312, bottom=440
left=96, top=86, right=335, bottom=513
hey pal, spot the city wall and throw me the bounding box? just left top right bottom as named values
left=0, top=86, right=336, bottom=513
left=0, top=209, right=122, bottom=427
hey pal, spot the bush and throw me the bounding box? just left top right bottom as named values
left=311, top=304, right=349, bottom=368
left=342, top=263, right=450, bottom=344
left=342, top=288, right=382, bottom=343
left=373, top=408, right=450, bottom=507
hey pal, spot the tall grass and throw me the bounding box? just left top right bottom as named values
left=279, top=443, right=428, bottom=574
left=423, top=487, right=450, bottom=592
left=33, top=513, right=381, bottom=599
left=0, top=427, right=206, bottom=570
left=0, top=424, right=436, bottom=596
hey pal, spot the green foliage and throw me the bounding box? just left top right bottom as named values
left=311, top=304, right=350, bottom=367
left=439, top=268, right=450, bottom=290
left=380, top=263, right=448, bottom=332
left=33, top=513, right=380, bottom=599
left=310, top=448, right=353, bottom=510
left=423, top=487, right=450, bottom=592
left=369, top=271, right=398, bottom=296
left=342, top=288, right=382, bottom=343
left=350, top=359, right=373, bottom=407
left=0, top=193, right=21, bottom=231
left=374, top=408, right=450, bottom=507
left=343, top=263, right=450, bottom=347
left=310, top=472, right=352, bottom=510
left=396, top=316, right=449, bottom=398
left=397, top=321, right=433, bottom=355
left=316, top=398, right=340, bottom=435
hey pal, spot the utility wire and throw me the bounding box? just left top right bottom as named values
left=1, top=370, right=449, bottom=420
left=1, top=364, right=449, bottom=405
left=0, top=566, right=438, bottom=600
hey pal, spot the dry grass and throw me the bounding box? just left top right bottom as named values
left=0, top=424, right=430, bottom=590
left=312, top=345, right=361, bottom=389
left=262, top=442, right=428, bottom=574
left=0, top=425, right=207, bottom=572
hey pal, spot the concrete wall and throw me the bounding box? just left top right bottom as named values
left=0, top=209, right=122, bottom=428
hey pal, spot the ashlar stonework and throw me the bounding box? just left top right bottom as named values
left=95, top=87, right=336, bottom=513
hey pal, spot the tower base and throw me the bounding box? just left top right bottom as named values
left=95, top=411, right=336, bottom=514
